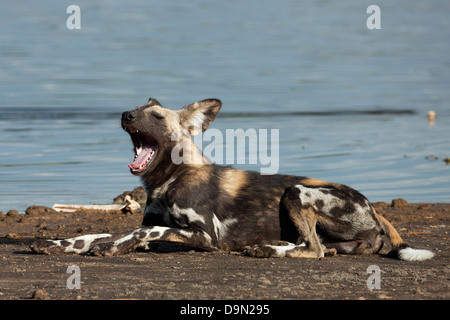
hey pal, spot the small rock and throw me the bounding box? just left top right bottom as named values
left=32, top=289, right=48, bottom=300
left=258, top=276, right=272, bottom=285
left=371, top=202, right=388, bottom=211
left=36, top=222, right=47, bottom=229
left=391, top=198, right=408, bottom=209
left=5, top=233, right=20, bottom=238
left=113, top=187, right=147, bottom=206
left=417, top=204, right=431, bottom=210
left=25, top=206, right=57, bottom=216
left=6, top=210, right=20, bottom=218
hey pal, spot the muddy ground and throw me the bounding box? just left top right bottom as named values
left=0, top=189, right=448, bottom=301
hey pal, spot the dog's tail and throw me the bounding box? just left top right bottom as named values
left=374, top=210, right=435, bottom=261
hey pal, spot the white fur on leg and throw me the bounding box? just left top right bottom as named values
left=264, top=242, right=306, bottom=258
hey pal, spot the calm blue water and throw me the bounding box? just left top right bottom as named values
left=1, top=0, right=449, bottom=212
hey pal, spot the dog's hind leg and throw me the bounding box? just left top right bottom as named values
left=323, top=238, right=383, bottom=255
left=245, top=187, right=336, bottom=258
left=323, top=230, right=383, bottom=255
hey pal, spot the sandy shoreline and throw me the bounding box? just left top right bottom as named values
left=0, top=189, right=448, bottom=300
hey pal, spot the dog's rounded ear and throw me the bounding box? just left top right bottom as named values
left=178, top=99, right=222, bottom=136
left=147, top=98, right=162, bottom=107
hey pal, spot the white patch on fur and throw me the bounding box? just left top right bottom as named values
left=294, top=185, right=376, bottom=236
left=212, top=214, right=238, bottom=240
left=398, top=247, right=435, bottom=261
left=151, top=178, right=176, bottom=200
left=265, top=243, right=306, bottom=258
left=295, top=185, right=345, bottom=212
left=57, top=234, right=112, bottom=254
left=171, top=203, right=205, bottom=226
left=110, top=227, right=170, bottom=249
left=143, top=226, right=170, bottom=240
left=178, top=229, right=193, bottom=238
left=178, top=229, right=214, bottom=247
left=189, top=109, right=206, bottom=135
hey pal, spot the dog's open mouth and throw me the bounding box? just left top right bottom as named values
left=126, top=128, right=158, bottom=173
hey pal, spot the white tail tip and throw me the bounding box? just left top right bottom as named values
left=398, top=247, right=435, bottom=261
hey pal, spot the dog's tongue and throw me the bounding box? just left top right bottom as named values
left=128, top=146, right=154, bottom=171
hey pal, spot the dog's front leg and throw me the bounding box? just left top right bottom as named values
left=31, top=226, right=216, bottom=256
left=30, top=232, right=125, bottom=255
left=88, top=226, right=216, bottom=256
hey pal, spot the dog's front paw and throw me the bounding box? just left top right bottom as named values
left=323, top=247, right=337, bottom=257
left=244, top=241, right=290, bottom=258
left=30, top=239, right=67, bottom=254
left=244, top=245, right=273, bottom=258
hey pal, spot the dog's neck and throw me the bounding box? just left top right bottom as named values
left=140, top=139, right=211, bottom=194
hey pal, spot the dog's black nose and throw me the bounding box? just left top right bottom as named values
left=122, top=111, right=136, bottom=122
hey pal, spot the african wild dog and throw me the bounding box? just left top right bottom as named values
left=31, top=98, right=434, bottom=261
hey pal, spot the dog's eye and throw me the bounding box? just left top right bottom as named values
left=152, top=112, right=164, bottom=120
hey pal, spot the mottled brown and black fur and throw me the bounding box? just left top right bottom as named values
left=31, top=98, right=434, bottom=261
